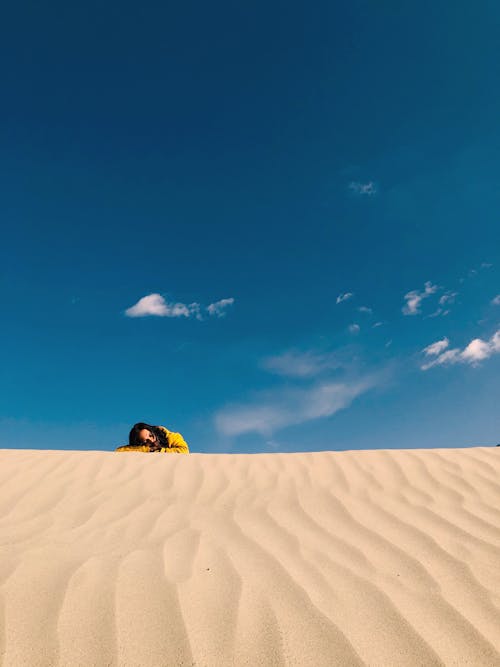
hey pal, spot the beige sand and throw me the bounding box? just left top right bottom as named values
left=0, top=446, right=499, bottom=667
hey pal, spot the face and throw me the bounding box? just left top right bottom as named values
left=138, top=429, right=157, bottom=446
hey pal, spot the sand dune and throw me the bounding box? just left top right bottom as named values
left=0, top=446, right=499, bottom=666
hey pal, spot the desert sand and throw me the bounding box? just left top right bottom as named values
left=0, top=446, right=499, bottom=666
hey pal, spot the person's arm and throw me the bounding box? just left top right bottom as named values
left=159, top=427, right=190, bottom=453
left=115, top=444, right=151, bottom=452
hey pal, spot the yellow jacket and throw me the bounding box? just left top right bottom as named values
left=115, top=426, right=190, bottom=453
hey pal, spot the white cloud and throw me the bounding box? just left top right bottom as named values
left=206, top=298, right=235, bottom=318
left=492, top=295, right=500, bottom=305
left=336, top=292, right=354, bottom=304
left=125, top=293, right=167, bottom=317
left=261, top=349, right=341, bottom=378
left=125, top=293, right=233, bottom=320
left=421, top=329, right=500, bottom=370
left=358, top=306, right=373, bottom=314
left=348, top=323, right=360, bottom=334
left=423, top=338, right=449, bottom=356
left=125, top=293, right=195, bottom=318
left=461, top=338, right=491, bottom=363
left=402, top=281, right=438, bottom=315
left=372, top=321, right=383, bottom=328
left=349, top=181, right=377, bottom=196
left=214, top=378, right=375, bottom=437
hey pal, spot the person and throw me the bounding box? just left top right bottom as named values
left=115, top=422, right=190, bottom=453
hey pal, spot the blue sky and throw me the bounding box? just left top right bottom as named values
left=1, top=1, right=499, bottom=453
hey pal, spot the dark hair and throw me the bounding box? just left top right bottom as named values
left=128, top=422, right=169, bottom=448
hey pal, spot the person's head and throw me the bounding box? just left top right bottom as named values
left=129, top=422, right=160, bottom=447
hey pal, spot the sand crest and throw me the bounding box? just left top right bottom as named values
left=0, top=446, right=499, bottom=666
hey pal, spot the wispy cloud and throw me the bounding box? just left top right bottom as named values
left=372, top=321, right=383, bottom=328
left=459, top=262, right=493, bottom=283
left=426, top=307, right=450, bottom=319
left=261, top=349, right=342, bottom=378
left=336, top=292, right=354, bottom=304
left=421, top=330, right=500, bottom=370
left=358, top=306, right=373, bottom=314
left=402, top=281, right=438, bottom=315
left=422, top=338, right=449, bottom=356
left=424, top=291, right=458, bottom=318
left=348, top=323, right=360, bottom=334
left=266, top=440, right=281, bottom=450
left=215, top=378, right=376, bottom=437
left=206, top=298, right=235, bottom=318
left=492, top=295, right=500, bottom=306
left=349, top=181, right=377, bottom=196
left=125, top=293, right=234, bottom=320
left=439, top=291, right=458, bottom=306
